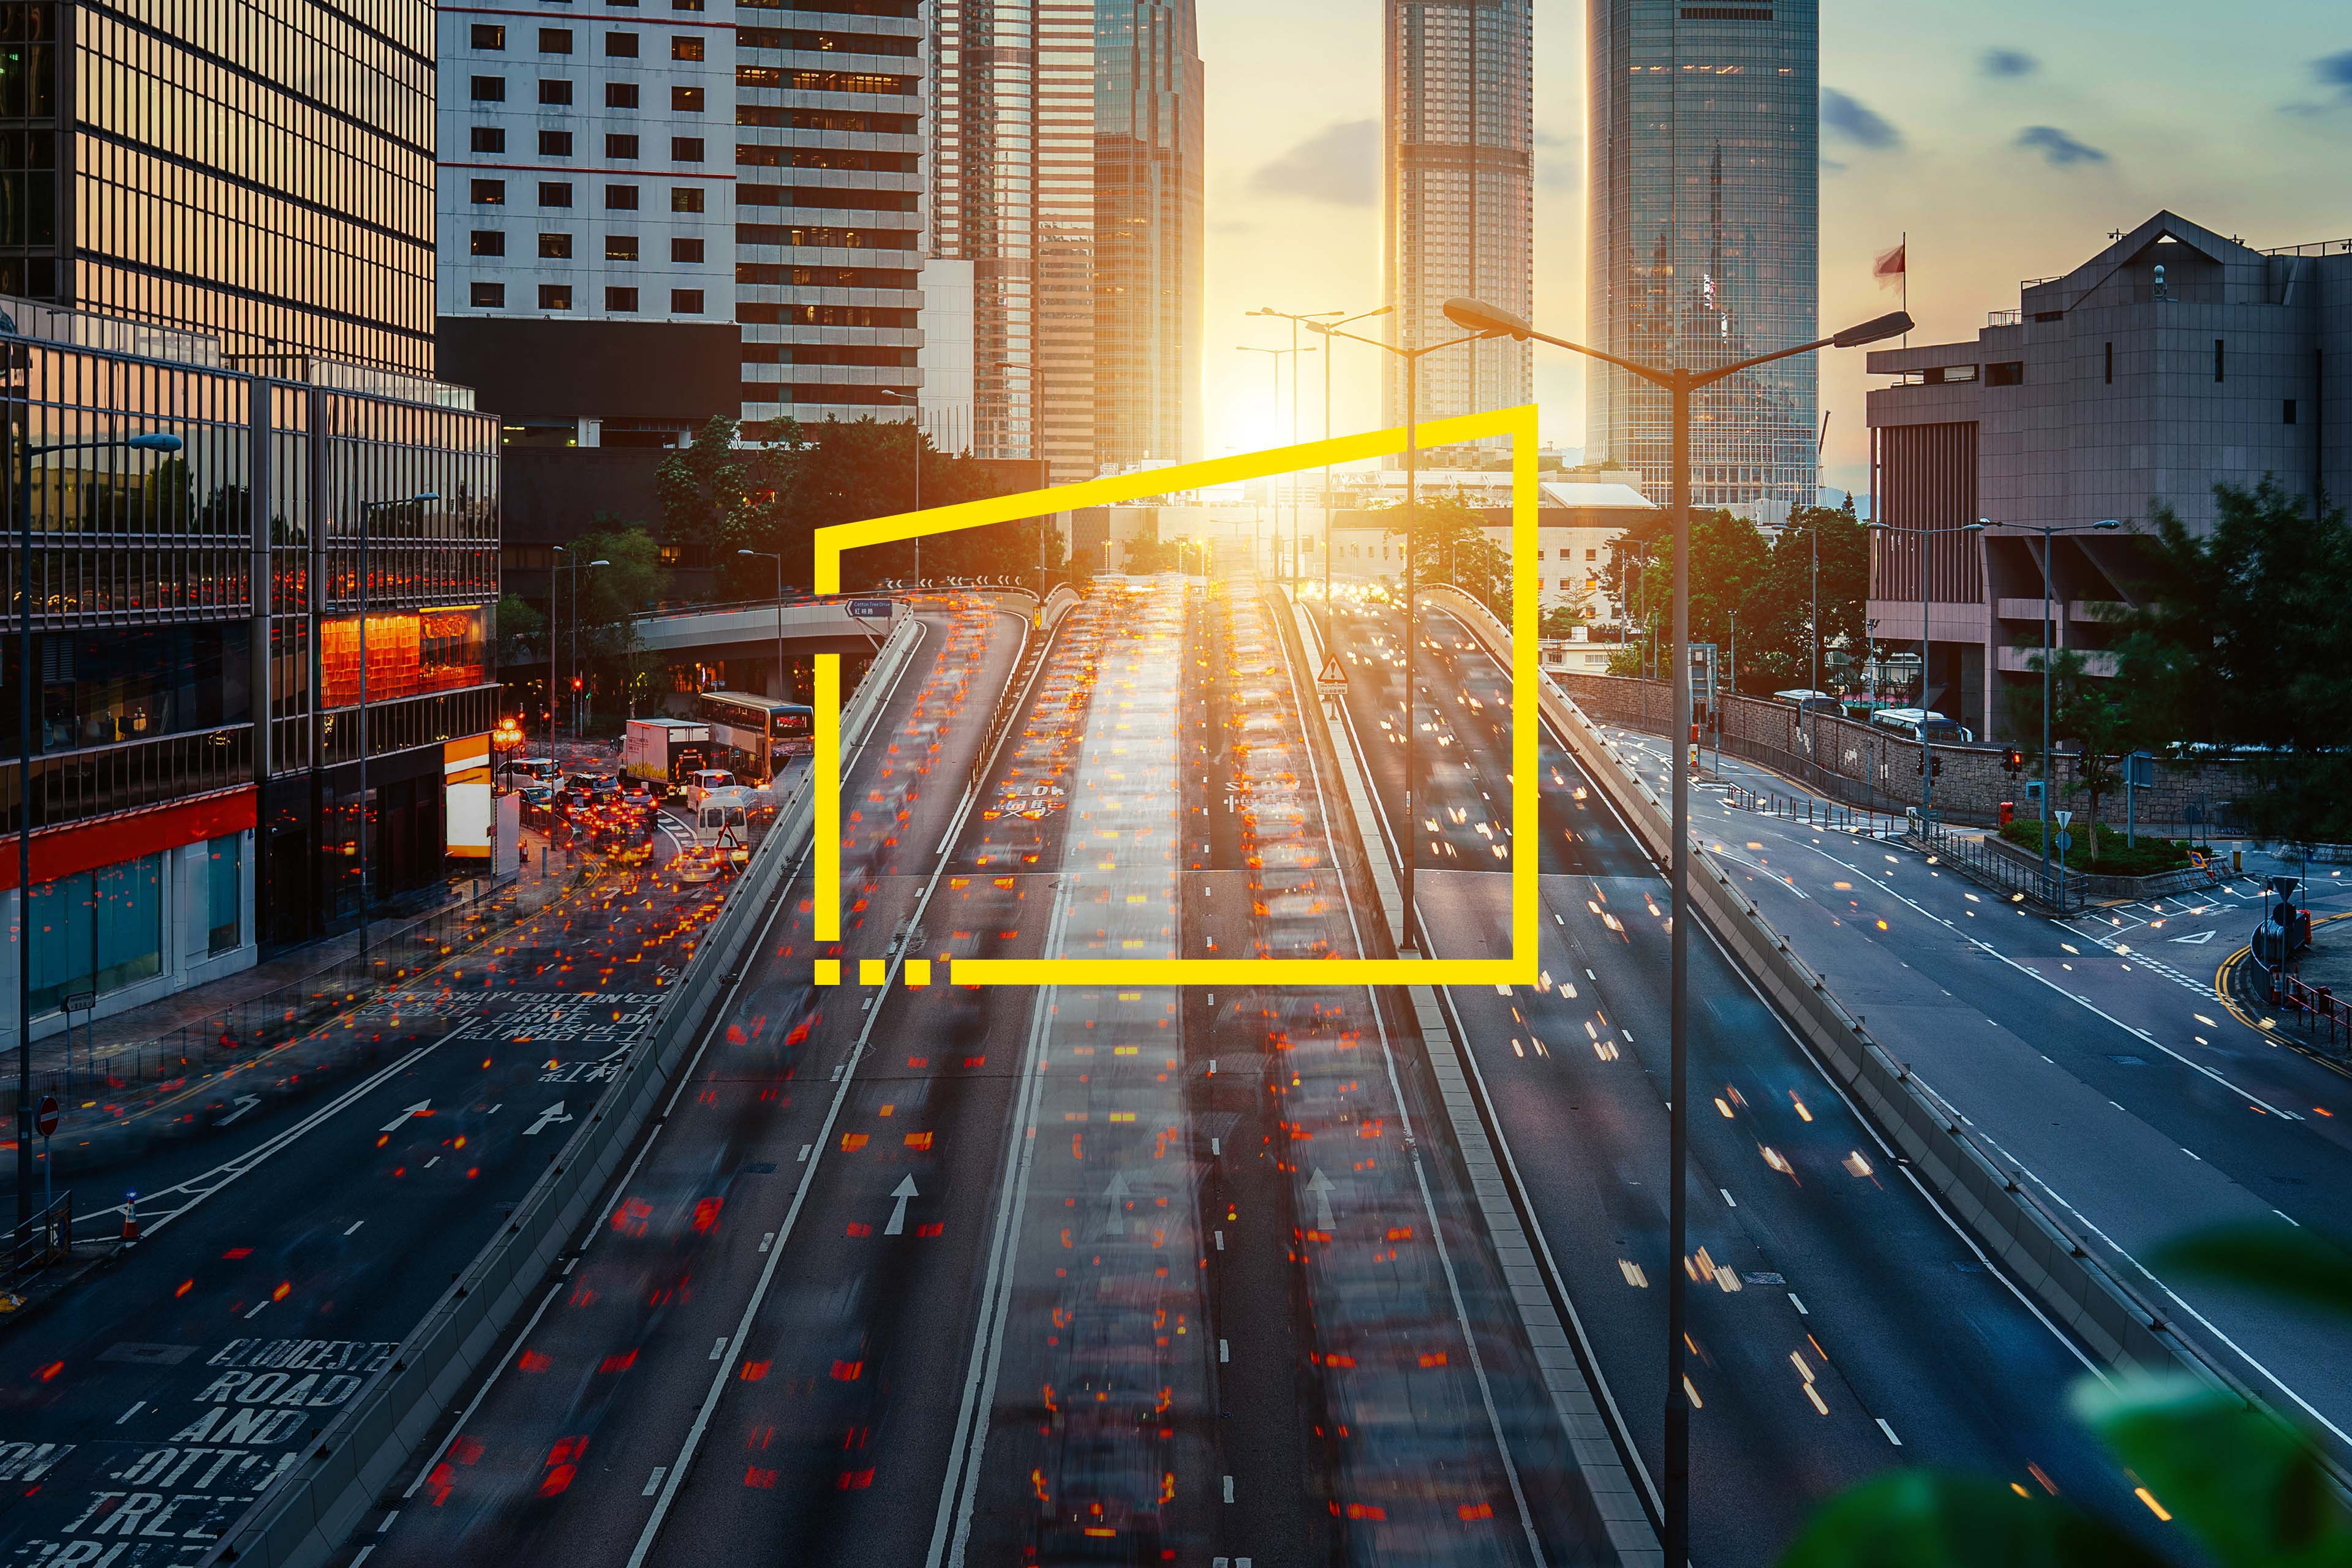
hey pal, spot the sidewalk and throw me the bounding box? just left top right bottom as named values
left=30, top=825, right=581, bottom=1088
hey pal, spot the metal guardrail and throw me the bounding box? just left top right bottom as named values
left=2246, top=925, right=2352, bottom=1052
left=1721, top=778, right=1904, bottom=837
left=1907, top=813, right=2087, bottom=913
left=1, top=1189, right=72, bottom=1297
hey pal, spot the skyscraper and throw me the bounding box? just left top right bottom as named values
left=1586, top=0, right=1820, bottom=524
left=932, top=0, right=1202, bottom=481
left=1381, top=0, right=1533, bottom=436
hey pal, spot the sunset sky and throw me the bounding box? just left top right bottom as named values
left=1200, top=0, right=2350, bottom=498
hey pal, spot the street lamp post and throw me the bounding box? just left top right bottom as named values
left=880, top=391, right=922, bottom=586
left=1980, top=517, right=2120, bottom=877
left=355, top=491, right=440, bottom=963
left=737, top=549, right=788, bottom=722
left=15, top=429, right=183, bottom=1222
left=1866, top=518, right=1985, bottom=820
left=1443, top=293, right=1911, bottom=1568
left=1307, top=317, right=1499, bottom=952
left=1236, top=344, right=1316, bottom=582
left=549, top=551, right=611, bottom=744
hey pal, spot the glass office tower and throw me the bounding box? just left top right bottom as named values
left=1382, top=0, right=1534, bottom=436
left=0, top=0, right=437, bottom=374
left=1093, top=0, right=1203, bottom=469
left=1586, top=0, right=1819, bottom=524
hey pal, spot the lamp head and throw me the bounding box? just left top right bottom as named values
left=589, top=559, right=611, bottom=567
left=127, top=432, right=184, bottom=453
left=2094, top=518, right=2122, bottom=530
left=1962, top=521, right=1986, bottom=532
left=738, top=548, right=756, bottom=556
left=1442, top=297, right=1530, bottom=339
left=1830, top=311, right=1913, bottom=349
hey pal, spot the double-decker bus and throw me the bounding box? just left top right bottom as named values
left=695, top=690, right=813, bottom=780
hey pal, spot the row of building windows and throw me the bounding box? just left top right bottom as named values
left=470, top=282, right=706, bottom=313
left=467, top=31, right=707, bottom=61
left=469, top=180, right=709, bottom=210
left=734, top=105, right=917, bottom=133
left=737, top=302, right=914, bottom=326
left=470, top=231, right=703, bottom=260
left=469, top=129, right=710, bottom=159
left=472, top=79, right=706, bottom=108
left=734, top=67, right=913, bottom=94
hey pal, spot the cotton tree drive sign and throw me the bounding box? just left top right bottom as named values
left=847, top=600, right=893, bottom=620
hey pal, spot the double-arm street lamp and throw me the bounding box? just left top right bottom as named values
left=1307, top=315, right=1499, bottom=952
left=1864, top=517, right=1985, bottom=820
left=355, top=491, right=440, bottom=961
left=1978, top=516, right=2120, bottom=876
left=1280, top=306, right=1392, bottom=655
left=1236, top=342, right=1316, bottom=582
left=15, top=428, right=184, bottom=1221
left=1442, top=292, right=1912, bottom=1567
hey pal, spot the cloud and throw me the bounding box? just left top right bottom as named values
left=2015, top=125, right=2111, bottom=167
left=1822, top=156, right=1849, bottom=175
left=1980, top=47, right=2037, bottom=78
left=1248, top=119, right=1378, bottom=206
left=1820, top=89, right=1901, bottom=149
left=2318, top=49, right=2352, bottom=94
left=1534, top=127, right=1573, bottom=149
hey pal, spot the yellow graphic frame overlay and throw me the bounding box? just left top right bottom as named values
left=813, top=402, right=1540, bottom=987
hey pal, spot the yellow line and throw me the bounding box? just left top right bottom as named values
left=814, top=652, right=840, bottom=943
left=949, top=957, right=1528, bottom=987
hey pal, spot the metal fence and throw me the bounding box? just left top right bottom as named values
left=1907, top=813, right=2089, bottom=914
left=2247, top=941, right=2352, bottom=1052
left=1, top=1188, right=72, bottom=1297
left=1720, top=778, right=1905, bottom=837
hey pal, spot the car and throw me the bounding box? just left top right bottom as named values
left=672, top=846, right=723, bottom=885
left=683, top=767, right=738, bottom=807
left=618, top=775, right=655, bottom=809
left=500, top=756, right=561, bottom=786
left=567, top=771, right=622, bottom=802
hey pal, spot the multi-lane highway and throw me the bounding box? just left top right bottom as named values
left=1305, top=590, right=2158, bottom=1565
left=1599, top=720, right=2352, bottom=1457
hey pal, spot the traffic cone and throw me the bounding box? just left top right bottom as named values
left=122, top=1198, right=139, bottom=1243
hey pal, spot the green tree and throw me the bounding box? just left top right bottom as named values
left=563, top=526, right=669, bottom=727
left=1601, top=507, right=1771, bottom=676
left=1732, top=499, right=1868, bottom=695
left=1376, top=488, right=1509, bottom=615
left=494, top=591, right=545, bottom=672
left=654, top=415, right=795, bottom=583
left=2009, top=646, right=2137, bottom=844
left=2101, top=477, right=2352, bottom=846
left=1120, top=534, right=1178, bottom=574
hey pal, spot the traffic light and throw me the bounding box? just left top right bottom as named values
left=2001, top=747, right=2025, bottom=777
left=1931, top=755, right=1945, bottom=778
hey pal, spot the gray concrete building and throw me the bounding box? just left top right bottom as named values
left=1866, top=211, right=2352, bottom=739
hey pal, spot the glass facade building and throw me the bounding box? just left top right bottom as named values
left=0, top=301, right=498, bottom=1041
left=1586, top=0, right=1819, bottom=524
left=0, top=0, right=437, bottom=375
left=1093, top=0, right=1203, bottom=469
left=1382, top=0, right=1533, bottom=437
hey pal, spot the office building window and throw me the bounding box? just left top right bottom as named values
left=671, top=137, right=705, bottom=162
left=607, top=81, right=640, bottom=107
left=539, top=181, right=575, bottom=206
left=1986, top=361, right=2024, bottom=387
left=28, top=854, right=164, bottom=1015
left=540, top=285, right=574, bottom=310
left=671, top=288, right=705, bottom=314
left=471, top=23, right=507, bottom=47
left=674, top=0, right=704, bottom=9
left=470, top=230, right=505, bottom=256
left=671, top=236, right=704, bottom=263
left=1585, top=548, right=1596, bottom=561
left=470, top=75, right=505, bottom=100
left=470, top=281, right=505, bottom=307
left=606, top=234, right=640, bottom=260
left=606, top=184, right=640, bottom=209
left=539, top=232, right=573, bottom=258
left=539, top=78, right=573, bottom=104
left=607, top=134, right=641, bottom=159
left=539, top=26, right=573, bottom=51
left=539, top=130, right=574, bottom=156
left=470, top=178, right=507, bottom=204
left=606, top=30, right=639, bottom=55
left=2105, top=342, right=2113, bottom=384
left=2285, top=399, right=2299, bottom=426
left=607, top=287, right=641, bottom=312
left=673, top=186, right=704, bottom=213
left=207, top=835, right=242, bottom=954
left=671, top=34, right=705, bottom=59
left=2214, top=338, right=2225, bottom=383
left=672, top=85, right=704, bottom=111
left=470, top=126, right=506, bottom=152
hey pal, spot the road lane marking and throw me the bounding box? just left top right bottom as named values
left=115, top=1401, right=143, bottom=1424
left=1877, top=1419, right=1901, bottom=1447
left=643, top=1468, right=666, bottom=1496
left=344, top=1221, right=365, bottom=1237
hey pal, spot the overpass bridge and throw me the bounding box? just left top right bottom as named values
left=630, top=584, right=1049, bottom=699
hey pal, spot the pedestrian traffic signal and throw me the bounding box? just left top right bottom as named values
left=2001, top=747, right=2025, bottom=777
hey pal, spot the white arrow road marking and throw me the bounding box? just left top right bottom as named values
left=217, top=1095, right=262, bottom=1128
left=1306, top=1168, right=1336, bottom=1232
left=1102, top=1169, right=1130, bottom=1231
left=884, top=1175, right=919, bottom=1237
left=526, top=1101, right=575, bottom=1136
left=380, top=1100, right=432, bottom=1134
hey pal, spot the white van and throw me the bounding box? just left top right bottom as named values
left=684, top=767, right=739, bottom=807
left=688, top=787, right=754, bottom=865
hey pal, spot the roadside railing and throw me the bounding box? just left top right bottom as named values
left=2247, top=940, right=2352, bottom=1051
left=1722, top=778, right=1904, bottom=837
left=1907, top=812, right=2087, bottom=913
left=1, top=1188, right=72, bottom=1297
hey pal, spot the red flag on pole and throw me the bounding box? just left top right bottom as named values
left=1873, top=241, right=1907, bottom=288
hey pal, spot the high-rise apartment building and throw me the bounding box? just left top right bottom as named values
left=1381, top=0, right=1533, bottom=439
left=0, top=2, right=500, bottom=1044
left=933, top=0, right=1202, bottom=482
left=1586, top=0, right=1819, bottom=524
left=0, top=0, right=437, bottom=373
